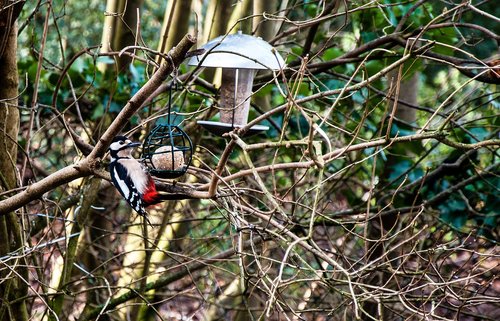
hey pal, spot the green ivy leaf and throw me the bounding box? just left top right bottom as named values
left=439, top=198, right=467, bottom=228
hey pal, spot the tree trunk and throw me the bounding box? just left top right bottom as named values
left=113, top=0, right=144, bottom=69
left=227, top=0, right=252, bottom=34
left=202, top=0, right=233, bottom=43
left=0, top=2, right=28, bottom=319
left=252, top=1, right=278, bottom=121
left=0, top=9, right=20, bottom=189
left=157, top=0, right=193, bottom=59
left=98, top=0, right=120, bottom=72
left=253, top=0, right=276, bottom=38
left=199, top=0, right=234, bottom=83
left=99, top=0, right=144, bottom=72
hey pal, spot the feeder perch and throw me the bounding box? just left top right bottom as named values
left=142, top=124, right=193, bottom=179
left=188, top=31, right=285, bottom=136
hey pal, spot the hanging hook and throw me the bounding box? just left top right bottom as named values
left=167, top=80, right=173, bottom=124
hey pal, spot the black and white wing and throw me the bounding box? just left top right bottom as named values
left=109, top=160, right=148, bottom=216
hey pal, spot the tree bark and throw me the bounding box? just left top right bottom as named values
left=253, top=0, right=276, bottom=38
left=157, top=0, right=193, bottom=59
left=0, top=2, right=27, bottom=319
left=99, top=0, right=144, bottom=71
left=227, top=0, right=253, bottom=34
left=202, top=0, right=233, bottom=43
left=252, top=1, right=278, bottom=122
left=0, top=14, right=20, bottom=189
left=113, top=0, right=144, bottom=69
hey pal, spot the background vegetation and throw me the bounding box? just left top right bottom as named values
left=0, top=0, right=498, bottom=320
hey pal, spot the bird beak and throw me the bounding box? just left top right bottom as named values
left=127, top=142, right=141, bottom=148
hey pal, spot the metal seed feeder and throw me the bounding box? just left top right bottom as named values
left=188, top=31, right=285, bottom=136
left=142, top=83, right=193, bottom=179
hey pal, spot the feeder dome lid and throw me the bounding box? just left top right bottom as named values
left=188, top=32, right=285, bottom=70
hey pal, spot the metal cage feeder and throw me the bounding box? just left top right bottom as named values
left=142, top=124, right=192, bottom=179
left=141, top=84, right=193, bottom=179
left=188, top=31, right=285, bottom=137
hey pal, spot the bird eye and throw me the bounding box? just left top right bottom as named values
left=119, top=140, right=124, bottom=144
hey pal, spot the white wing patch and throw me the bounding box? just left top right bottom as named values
left=113, top=167, right=130, bottom=198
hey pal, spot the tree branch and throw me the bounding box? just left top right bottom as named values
left=79, top=235, right=266, bottom=321
left=0, top=34, right=196, bottom=215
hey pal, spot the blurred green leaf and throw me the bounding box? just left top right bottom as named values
left=439, top=198, right=467, bottom=228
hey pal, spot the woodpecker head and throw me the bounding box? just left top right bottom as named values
left=109, top=135, right=141, bottom=159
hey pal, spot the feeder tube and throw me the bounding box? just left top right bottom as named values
left=220, top=68, right=255, bottom=126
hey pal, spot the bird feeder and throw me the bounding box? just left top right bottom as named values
left=188, top=31, right=285, bottom=136
left=142, top=83, right=193, bottom=179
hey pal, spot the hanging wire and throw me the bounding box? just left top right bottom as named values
left=232, top=69, right=238, bottom=129
left=141, top=77, right=193, bottom=179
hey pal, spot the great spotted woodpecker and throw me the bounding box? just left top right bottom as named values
left=108, top=135, right=161, bottom=222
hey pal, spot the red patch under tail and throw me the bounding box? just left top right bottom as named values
left=142, top=178, right=161, bottom=206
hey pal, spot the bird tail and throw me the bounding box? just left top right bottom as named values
left=143, top=178, right=195, bottom=207
left=136, top=206, right=154, bottom=227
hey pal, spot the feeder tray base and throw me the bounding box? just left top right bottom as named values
left=197, top=120, right=268, bottom=137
